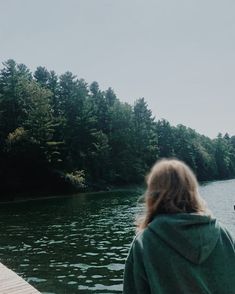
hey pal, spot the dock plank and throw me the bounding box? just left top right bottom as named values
left=0, top=263, right=41, bottom=293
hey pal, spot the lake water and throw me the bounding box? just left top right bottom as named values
left=0, top=180, right=234, bottom=293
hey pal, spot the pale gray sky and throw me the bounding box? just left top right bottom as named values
left=1, top=0, right=235, bottom=138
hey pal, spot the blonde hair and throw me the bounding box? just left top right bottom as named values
left=137, top=158, right=210, bottom=231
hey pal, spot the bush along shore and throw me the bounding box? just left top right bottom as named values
left=0, top=59, right=235, bottom=201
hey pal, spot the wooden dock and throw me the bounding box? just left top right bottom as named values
left=0, top=263, right=41, bottom=293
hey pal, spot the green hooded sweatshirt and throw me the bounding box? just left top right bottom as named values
left=123, top=214, right=235, bottom=294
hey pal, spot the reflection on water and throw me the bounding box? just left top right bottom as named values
left=199, top=179, right=235, bottom=234
left=0, top=181, right=234, bottom=293
left=0, top=190, right=142, bottom=293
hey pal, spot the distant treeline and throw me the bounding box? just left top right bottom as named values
left=0, top=59, right=235, bottom=198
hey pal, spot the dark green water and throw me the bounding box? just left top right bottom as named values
left=0, top=180, right=234, bottom=294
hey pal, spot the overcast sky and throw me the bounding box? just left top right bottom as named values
left=1, top=0, right=235, bottom=138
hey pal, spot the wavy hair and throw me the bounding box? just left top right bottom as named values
left=137, top=159, right=211, bottom=231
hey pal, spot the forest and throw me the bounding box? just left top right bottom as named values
left=0, top=59, right=235, bottom=199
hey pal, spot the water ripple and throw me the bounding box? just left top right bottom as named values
left=0, top=184, right=234, bottom=293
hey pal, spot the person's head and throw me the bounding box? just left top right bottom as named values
left=137, top=158, right=210, bottom=231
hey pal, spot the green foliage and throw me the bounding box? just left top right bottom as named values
left=0, top=59, right=32, bottom=138
left=156, top=119, right=175, bottom=158
left=214, top=133, right=235, bottom=179
left=34, top=66, right=50, bottom=87
left=65, top=170, right=86, bottom=189
left=6, top=127, right=27, bottom=145
left=0, top=59, right=235, bottom=196
left=131, top=98, right=158, bottom=179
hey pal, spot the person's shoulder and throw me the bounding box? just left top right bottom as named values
left=131, top=230, right=145, bottom=246
left=131, top=226, right=154, bottom=249
left=214, top=220, right=235, bottom=252
left=126, top=231, right=146, bottom=263
left=219, top=223, right=235, bottom=244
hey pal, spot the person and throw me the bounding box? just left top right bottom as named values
left=123, top=159, right=235, bottom=294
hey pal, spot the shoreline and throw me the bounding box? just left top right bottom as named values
left=0, top=177, right=234, bottom=205
left=0, top=184, right=143, bottom=205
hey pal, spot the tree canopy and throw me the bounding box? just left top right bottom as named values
left=0, top=59, right=234, bottom=198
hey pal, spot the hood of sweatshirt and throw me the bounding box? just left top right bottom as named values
left=148, top=213, right=220, bottom=265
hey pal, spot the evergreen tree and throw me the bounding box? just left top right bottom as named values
left=0, top=59, right=32, bottom=138
left=156, top=119, right=175, bottom=158
left=132, top=98, right=158, bottom=176
left=108, top=101, right=135, bottom=183
left=34, top=66, right=50, bottom=87
left=214, top=133, right=235, bottom=179
left=1, top=59, right=235, bottom=197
